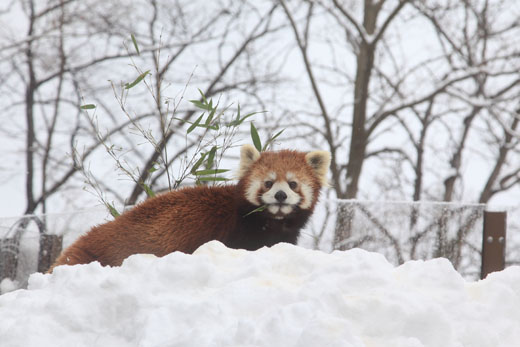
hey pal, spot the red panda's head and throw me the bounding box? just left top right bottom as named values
left=237, top=144, right=331, bottom=219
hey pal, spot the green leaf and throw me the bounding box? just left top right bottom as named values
left=206, top=146, right=217, bottom=168
left=131, top=34, right=140, bottom=55
left=173, top=117, right=189, bottom=124
left=191, top=152, right=208, bottom=174
left=234, top=104, right=241, bottom=123
left=262, top=129, right=285, bottom=151
left=106, top=202, right=121, bottom=218
left=80, top=104, right=96, bottom=110
left=205, top=104, right=217, bottom=126
left=198, top=88, right=208, bottom=104
left=189, top=99, right=210, bottom=110
left=174, top=117, right=219, bottom=131
left=228, top=110, right=265, bottom=127
left=244, top=205, right=267, bottom=217
left=239, top=111, right=262, bottom=125
left=194, top=169, right=229, bottom=176
left=125, top=70, right=150, bottom=89
left=250, top=122, right=262, bottom=152
left=187, top=114, right=204, bottom=134
left=197, top=176, right=229, bottom=182
left=142, top=183, right=155, bottom=198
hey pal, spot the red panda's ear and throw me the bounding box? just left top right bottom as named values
left=305, top=150, right=331, bottom=187
left=238, top=144, right=261, bottom=179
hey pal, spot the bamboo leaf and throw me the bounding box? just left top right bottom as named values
left=244, top=205, right=267, bottom=217
left=196, top=176, right=229, bottom=182
left=239, top=111, right=261, bottom=124
left=263, top=129, right=285, bottom=151
left=228, top=110, right=265, bottom=127
left=106, top=202, right=121, bottom=218
left=234, top=105, right=241, bottom=125
left=189, top=99, right=210, bottom=110
left=250, top=122, right=262, bottom=152
left=131, top=34, right=140, bottom=55
left=125, top=70, right=150, bottom=89
left=191, top=152, right=208, bottom=174
left=174, top=117, right=208, bottom=126
left=80, top=104, right=96, bottom=110
left=198, top=88, right=208, bottom=104
left=226, top=104, right=241, bottom=126
left=173, top=117, right=189, bottom=124
left=142, top=183, right=155, bottom=198
left=187, top=114, right=204, bottom=134
left=195, top=169, right=229, bottom=176
left=205, top=104, right=217, bottom=126
left=206, top=146, right=217, bottom=168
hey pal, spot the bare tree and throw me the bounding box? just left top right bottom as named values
left=414, top=0, right=520, bottom=204
left=277, top=0, right=520, bottom=249
left=0, top=0, right=139, bottom=216
left=0, top=0, right=285, bottom=217
left=279, top=0, right=442, bottom=248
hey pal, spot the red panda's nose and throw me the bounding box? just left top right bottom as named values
left=275, top=190, right=287, bottom=202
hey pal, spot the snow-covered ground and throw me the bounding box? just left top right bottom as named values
left=1, top=241, right=519, bottom=347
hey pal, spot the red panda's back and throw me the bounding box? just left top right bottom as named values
left=51, top=185, right=239, bottom=269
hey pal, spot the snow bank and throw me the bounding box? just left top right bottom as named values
left=1, top=241, right=519, bottom=347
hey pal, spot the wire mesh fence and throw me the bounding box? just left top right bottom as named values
left=300, top=199, right=498, bottom=279
left=0, top=208, right=108, bottom=291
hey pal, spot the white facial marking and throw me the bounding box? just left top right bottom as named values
left=262, top=181, right=301, bottom=206
left=246, top=171, right=313, bottom=217
left=268, top=205, right=280, bottom=214
left=299, top=182, right=313, bottom=209
left=245, top=179, right=262, bottom=205
left=281, top=205, right=293, bottom=214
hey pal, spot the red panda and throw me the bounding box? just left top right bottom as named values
left=48, top=144, right=330, bottom=271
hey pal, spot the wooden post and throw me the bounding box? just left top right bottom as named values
left=481, top=211, right=507, bottom=279
left=37, top=234, right=63, bottom=273
left=0, top=237, right=21, bottom=281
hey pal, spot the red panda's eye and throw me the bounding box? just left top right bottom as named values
left=289, top=181, right=298, bottom=189
left=264, top=181, right=273, bottom=189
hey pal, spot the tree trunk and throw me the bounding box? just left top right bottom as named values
left=335, top=2, right=378, bottom=249
left=24, top=0, right=37, bottom=215
left=344, top=1, right=378, bottom=200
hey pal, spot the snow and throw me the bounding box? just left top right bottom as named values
left=0, top=278, right=18, bottom=294
left=1, top=241, right=519, bottom=347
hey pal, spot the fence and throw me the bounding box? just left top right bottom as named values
left=0, top=201, right=516, bottom=292
left=0, top=216, right=62, bottom=280
left=300, top=200, right=514, bottom=279
left=0, top=208, right=108, bottom=290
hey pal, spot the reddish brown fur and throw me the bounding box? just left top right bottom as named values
left=49, top=149, right=326, bottom=272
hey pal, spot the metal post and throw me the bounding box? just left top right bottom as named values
left=481, top=211, right=507, bottom=279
